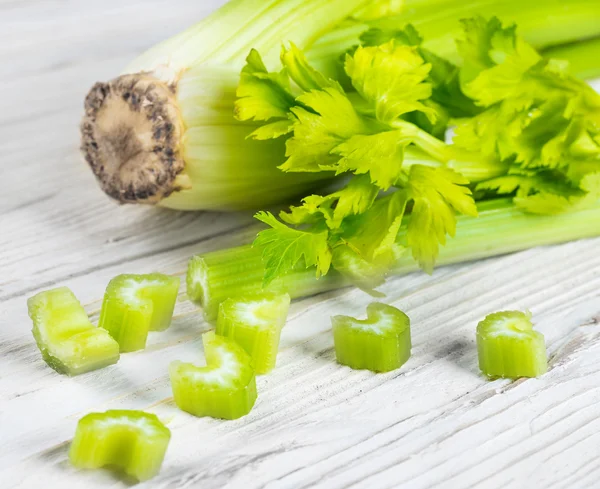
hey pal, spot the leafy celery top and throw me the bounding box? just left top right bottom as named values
left=234, top=17, right=600, bottom=288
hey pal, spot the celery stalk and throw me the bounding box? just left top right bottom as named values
left=69, top=410, right=170, bottom=482
left=476, top=311, right=547, bottom=378
left=169, top=332, right=257, bottom=419
left=98, top=274, right=180, bottom=352
left=28, top=287, right=120, bottom=375
left=543, top=37, right=600, bottom=80
left=309, top=0, right=600, bottom=79
left=216, top=293, right=290, bottom=374
left=333, top=302, right=411, bottom=372
left=187, top=251, right=340, bottom=322
left=187, top=199, right=600, bottom=318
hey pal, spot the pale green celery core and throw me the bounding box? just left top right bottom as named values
left=83, top=414, right=164, bottom=437
left=176, top=347, right=241, bottom=387
left=227, top=301, right=278, bottom=329
left=172, top=334, right=251, bottom=388
left=115, top=277, right=166, bottom=305
left=221, top=294, right=290, bottom=329
left=483, top=315, right=534, bottom=338
left=339, top=316, right=395, bottom=335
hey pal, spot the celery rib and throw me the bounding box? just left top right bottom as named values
left=98, top=273, right=180, bottom=352
left=308, top=0, right=600, bottom=81
left=187, top=199, right=600, bottom=318
left=333, top=302, right=411, bottom=372
left=543, top=36, right=600, bottom=80
left=28, top=287, right=120, bottom=375
left=476, top=311, right=547, bottom=379
left=169, top=332, right=257, bottom=419
left=69, top=410, right=170, bottom=482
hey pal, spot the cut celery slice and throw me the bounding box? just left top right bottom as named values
left=476, top=310, right=547, bottom=379
left=69, top=409, right=170, bottom=482
left=216, top=293, right=290, bottom=374
left=169, top=332, right=257, bottom=419
left=98, top=273, right=180, bottom=352
left=332, top=302, right=411, bottom=373
left=28, top=287, right=120, bottom=375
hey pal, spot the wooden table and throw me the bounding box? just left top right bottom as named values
left=2, top=1, right=600, bottom=488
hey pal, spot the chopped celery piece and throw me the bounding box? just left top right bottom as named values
left=332, top=302, right=411, bottom=373
left=476, top=311, right=547, bottom=379
left=28, top=287, right=119, bottom=375
left=169, top=332, right=257, bottom=419
left=217, top=293, right=290, bottom=374
left=69, top=409, right=170, bottom=482
left=99, top=273, right=180, bottom=352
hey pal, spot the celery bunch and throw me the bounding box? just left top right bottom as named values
left=80, top=0, right=600, bottom=211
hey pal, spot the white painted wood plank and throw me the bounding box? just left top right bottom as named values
left=1, top=1, right=600, bottom=489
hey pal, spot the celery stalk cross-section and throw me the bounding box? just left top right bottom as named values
left=332, top=302, right=411, bottom=372
left=217, top=293, right=290, bottom=374
left=476, top=311, right=547, bottom=379
left=27, top=287, right=120, bottom=375
left=169, top=332, right=257, bottom=419
left=69, top=409, right=171, bottom=482
left=99, top=273, right=180, bottom=352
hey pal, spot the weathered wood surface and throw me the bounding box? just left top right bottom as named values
left=1, top=1, right=600, bottom=488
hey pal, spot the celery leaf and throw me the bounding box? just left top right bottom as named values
left=235, top=49, right=296, bottom=135
left=281, top=42, right=343, bottom=92
left=404, top=166, right=478, bottom=272
left=458, top=16, right=541, bottom=106
left=345, top=41, right=434, bottom=124
left=254, top=211, right=332, bottom=285
left=282, top=88, right=372, bottom=172
left=330, top=130, right=412, bottom=189
left=280, top=175, right=379, bottom=229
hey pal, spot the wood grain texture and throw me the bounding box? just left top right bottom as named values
left=1, top=1, right=600, bottom=488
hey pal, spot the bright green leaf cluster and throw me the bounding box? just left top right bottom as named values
left=452, top=17, right=600, bottom=214
left=236, top=38, right=477, bottom=286
left=235, top=15, right=600, bottom=289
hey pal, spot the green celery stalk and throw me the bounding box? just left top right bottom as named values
left=28, top=287, right=120, bottom=375
left=187, top=199, right=600, bottom=319
left=309, top=0, right=600, bottom=79
left=169, top=332, right=257, bottom=420
left=333, top=302, right=411, bottom=372
left=476, top=311, right=547, bottom=378
left=69, top=410, right=171, bottom=482
left=217, top=293, right=290, bottom=374
left=543, top=36, right=600, bottom=80
left=98, top=273, right=180, bottom=352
